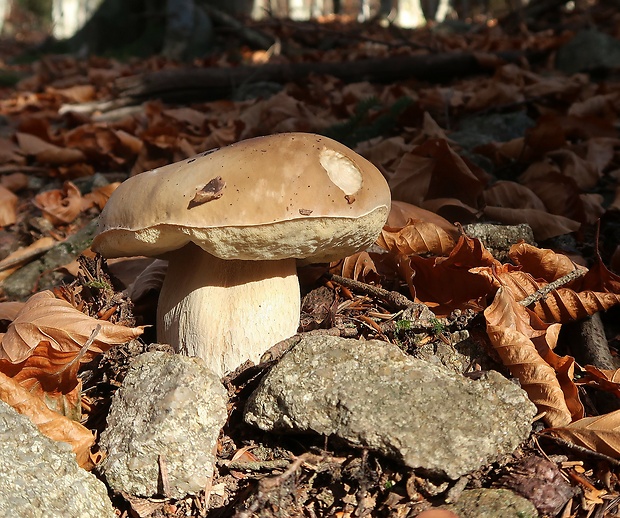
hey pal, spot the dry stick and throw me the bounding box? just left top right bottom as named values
left=538, top=433, right=620, bottom=468
left=518, top=268, right=586, bottom=307
left=220, top=459, right=292, bottom=472
left=324, top=272, right=416, bottom=310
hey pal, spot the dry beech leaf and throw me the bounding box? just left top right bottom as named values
left=16, top=132, right=85, bottom=165
left=0, top=185, right=18, bottom=227
left=0, top=290, right=144, bottom=364
left=386, top=200, right=458, bottom=238
left=378, top=221, right=455, bottom=256
left=0, top=301, right=25, bottom=321
left=82, top=182, right=121, bottom=210
left=474, top=266, right=620, bottom=324
left=0, top=370, right=96, bottom=469
left=0, top=340, right=85, bottom=419
left=577, top=365, right=620, bottom=398
left=1, top=172, right=29, bottom=192
left=484, top=287, right=582, bottom=427
left=389, top=138, right=488, bottom=208
left=337, top=251, right=380, bottom=284
left=420, top=197, right=479, bottom=225
left=33, top=181, right=83, bottom=226
left=509, top=243, right=588, bottom=282
left=403, top=235, right=502, bottom=315
left=483, top=180, right=547, bottom=211
left=548, top=410, right=620, bottom=458
left=190, top=176, right=226, bottom=207
left=482, top=206, right=580, bottom=241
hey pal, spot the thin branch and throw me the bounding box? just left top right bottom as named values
left=324, top=272, right=416, bottom=310
left=518, top=268, right=586, bottom=307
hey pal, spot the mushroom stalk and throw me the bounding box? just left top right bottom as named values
left=157, top=243, right=300, bottom=377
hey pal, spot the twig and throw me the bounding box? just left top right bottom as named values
left=158, top=454, right=171, bottom=498
left=324, top=272, right=416, bottom=310
left=219, top=458, right=292, bottom=472
left=518, top=268, right=586, bottom=307
left=538, top=433, right=620, bottom=467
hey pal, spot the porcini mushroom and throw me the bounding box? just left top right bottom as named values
left=92, top=133, right=391, bottom=377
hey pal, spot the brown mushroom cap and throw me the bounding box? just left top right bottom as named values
left=92, top=133, right=391, bottom=262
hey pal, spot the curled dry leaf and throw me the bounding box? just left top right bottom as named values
left=387, top=200, right=459, bottom=238
left=33, top=181, right=83, bottom=226
left=0, top=370, right=97, bottom=469
left=0, top=340, right=85, bottom=419
left=484, top=286, right=582, bottom=427
left=0, top=290, right=144, bottom=364
left=473, top=256, right=620, bottom=324
left=548, top=410, right=620, bottom=459
left=336, top=251, right=380, bottom=284
left=404, top=235, right=501, bottom=315
left=577, top=365, right=620, bottom=398
left=509, top=243, right=587, bottom=282
left=378, top=221, right=455, bottom=256
left=82, top=182, right=121, bottom=210
left=0, top=185, right=18, bottom=227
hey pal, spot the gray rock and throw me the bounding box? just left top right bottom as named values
left=444, top=488, right=538, bottom=518
left=556, top=30, right=620, bottom=74
left=244, top=336, right=536, bottom=479
left=0, top=400, right=114, bottom=518
left=99, top=351, right=228, bottom=498
left=463, top=223, right=536, bottom=262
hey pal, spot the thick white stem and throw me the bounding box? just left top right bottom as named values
left=157, top=243, right=300, bottom=377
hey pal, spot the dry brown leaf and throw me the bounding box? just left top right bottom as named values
left=0, top=185, right=18, bottom=227
left=420, top=197, right=479, bottom=225
left=0, top=290, right=144, bottom=364
left=1, top=172, right=29, bottom=192
left=548, top=410, right=620, bottom=458
left=0, top=301, right=25, bottom=321
left=482, top=206, right=580, bottom=241
left=33, top=181, right=83, bottom=226
left=484, top=287, right=581, bottom=427
left=403, top=235, right=501, bottom=315
left=378, top=221, right=455, bottom=256
left=473, top=264, right=620, bottom=324
left=337, top=251, right=381, bottom=284
left=482, top=181, right=547, bottom=211
left=389, top=138, right=488, bottom=208
left=16, top=132, right=85, bottom=165
left=49, top=84, right=96, bottom=103
left=577, top=366, right=620, bottom=398
left=0, top=340, right=85, bottom=419
left=0, top=370, right=96, bottom=469
left=386, top=200, right=459, bottom=238
left=508, top=243, right=587, bottom=282
left=82, top=182, right=121, bottom=211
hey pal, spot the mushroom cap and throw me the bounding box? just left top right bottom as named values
left=92, top=133, right=391, bottom=262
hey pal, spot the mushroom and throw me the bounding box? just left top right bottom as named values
left=92, top=133, right=391, bottom=377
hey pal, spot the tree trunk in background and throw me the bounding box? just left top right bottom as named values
left=52, top=0, right=104, bottom=39
left=0, top=0, right=9, bottom=35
